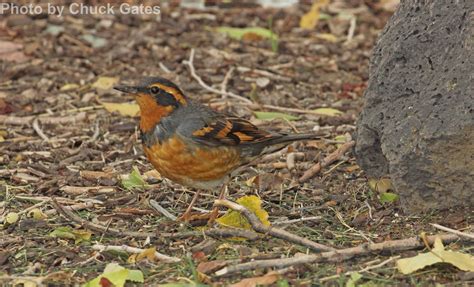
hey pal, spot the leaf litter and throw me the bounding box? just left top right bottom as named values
left=1, top=0, right=472, bottom=286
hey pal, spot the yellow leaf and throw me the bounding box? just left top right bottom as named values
left=92, top=76, right=119, bottom=90
left=216, top=195, right=270, bottom=230
left=368, top=178, right=394, bottom=193
left=5, top=212, right=19, bottom=224
left=27, top=208, right=47, bottom=220
left=101, top=102, right=140, bottom=117
left=300, top=0, right=329, bottom=30
left=313, top=107, right=343, bottom=117
left=60, top=83, right=80, bottom=91
left=316, top=33, right=339, bottom=43
left=396, top=237, right=474, bottom=274
left=136, top=247, right=157, bottom=262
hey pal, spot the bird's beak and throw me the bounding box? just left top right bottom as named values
left=113, top=85, right=141, bottom=94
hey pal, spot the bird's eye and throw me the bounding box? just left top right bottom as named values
left=150, top=86, right=160, bottom=94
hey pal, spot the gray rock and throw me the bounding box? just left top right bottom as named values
left=355, top=0, right=474, bottom=212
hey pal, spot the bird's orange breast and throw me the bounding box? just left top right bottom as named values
left=143, top=135, right=242, bottom=189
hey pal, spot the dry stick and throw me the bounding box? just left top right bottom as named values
left=51, top=198, right=258, bottom=241
left=299, top=140, right=356, bottom=182
left=430, top=223, right=474, bottom=240
left=183, top=49, right=253, bottom=104
left=0, top=112, right=87, bottom=125
left=319, top=255, right=400, bottom=282
left=149, top=199, right=177, bottom=221
left=92, top=244, right=181, bottom=263
left=32, top=118, right=50, bottom=142
left=51, top=198, right=155, bottom=238
left=215, top=233, right=467, bottom=276
left=214, top=199, right=335, bottom=253
left=183, top=49, right=328, bottom=116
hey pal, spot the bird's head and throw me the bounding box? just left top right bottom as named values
left=114, top=77, right=187, bottom=132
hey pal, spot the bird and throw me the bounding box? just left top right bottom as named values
left=114, top=77, right=321, bottom=223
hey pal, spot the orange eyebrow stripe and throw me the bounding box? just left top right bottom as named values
left=152, top=83, right=187, bottom=105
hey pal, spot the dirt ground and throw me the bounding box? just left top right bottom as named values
left=1, top=1, right=472, bottom=286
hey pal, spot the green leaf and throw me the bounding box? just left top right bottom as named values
left=83, top=263, right=144, bottom=287
left=81, top=34, right=108, bottom=49
left=254, top=111, right=298, bottom=121
left=346, top=272, right=363, bottom=287
left=313, top=107, right=343, bottom=116
left=216, top=26, right=278, bottom=40
left=49, top=226, right=91, bottom=244
left=379, top=192, right=399, bottom=204
left=122, top=166, right=147, bottom=190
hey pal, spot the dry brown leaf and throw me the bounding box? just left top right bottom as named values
left=229, top=271, right=279, bottom=287
left=0, top=40, right=29, bottom=62
left=101, top=102, right=140, bottom=117
left=197, top=260, right=228, bottom=274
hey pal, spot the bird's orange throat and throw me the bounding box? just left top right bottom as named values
left=136, top=94, right=173, bottom=133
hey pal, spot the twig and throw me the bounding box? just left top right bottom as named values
left=32, top=118, right=50, bottom=142
left=319, top=256, right=400, bottom=282
left=92, top=244, right=180, bottom=263
left=214, top=199, right=335, bottom=252
left=183, top=49, right=253, bottom=104
left=51, top=197, right=155, bottom=238
left=273, top=216, right=322, bottom=226
left=159, top=62, right=172, bottom=73
left=221, top=67, right=234, bottom=94
left=346, top=16, right=357, bottom=42
left=52, top=197, right=258, bottom=241
left=149, top=199, right=177, bottom=221
left=430, top=223, right=474, bottom=240
left=215, top=233, right=465, bottom=276
left=0, top=112, right=87, bottom=125
left=299, top=140, right=355, bottom=182
left=45, top=201, right=95, bottom=216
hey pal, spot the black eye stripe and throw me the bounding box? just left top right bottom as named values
left=156, top=90, right=179, bottom=107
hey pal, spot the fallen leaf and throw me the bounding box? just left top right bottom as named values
left=316, top=33, right=339, bottom=43
left=27, top=208, right=47, bottom=220
left=60, top=83, right=80, bottom=91
left=230, top=271, right=279, bottom=287
left=92, top=77, right=119, bottom=90
left=254, top=111, right=298, bottom=121
left=101, top=102, right=140, bottom=117
left=136, top=247, right=158, bottom=262
left=83, top=263, right=144, bottom=287
left=313, top=107, right=343, bottom=116
left=81, top=34, right=108, bottom=48
left=345, top=272, right=362, bottom=287
left=216, top=27, right=278, bottom=41
left=121, top=166, right=147, bottom=190
left=216, top=195, right=270, bottom=230
left=50, top=226, right=91, bottom=244
left=300, top=0, right=330, bottom=30
left=45, top=24, right=64, bottom=36
left=5, top=212, right=19, bottom=224
left=379, top=192, right=399, bottom=204
left=197, top=260, right=228, bottom=274
left=396, top=237, right=474, bottom=274
left=0, top=40, right=29, bottom=62
left=368, top=178, right=394, bottom=193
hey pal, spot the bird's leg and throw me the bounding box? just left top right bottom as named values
left=207, top=182, right=229, bottom=226
left=177, top=190, right=201, bottom=222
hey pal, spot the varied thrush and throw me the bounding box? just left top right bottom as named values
left=115, top=77, right=320, bottom=222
